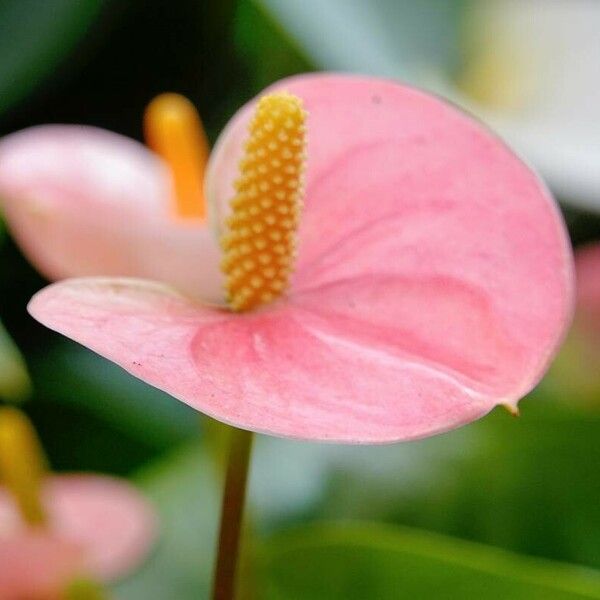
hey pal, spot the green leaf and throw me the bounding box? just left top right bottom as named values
left=0, top=0, right=104, bottom=117
left=235, top=0, right=313, bottom=92
left=262, top=523, right=600, bottom=599
left=30, top=340, right=196, bottom=449
left=112, top=436, right=600, bottom=600
left=404, top=405, right=600, bottom=569
left=111, top=434, right=325, bottom=599
left=0, top=318, right=31, bottom=402
left=106, top=409, right=600, bottom=599
left=317, top=401, right=600, bottom=570
left=112, top=442, right=220, bottom=600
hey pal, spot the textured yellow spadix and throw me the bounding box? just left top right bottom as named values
left=221, top=92, right=307, bottom=312
left=0, top=407, right=47, bottom=526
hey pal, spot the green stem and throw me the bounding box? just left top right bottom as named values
left=204, top=416, right=232, bottom=478
left=211, top=427, right=254, bottom=600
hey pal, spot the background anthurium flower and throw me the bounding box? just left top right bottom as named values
left=0, top=124, right=223, bottom=302
left=0, top=532, right=82, bottom=599
left=0, top=474, right=157, bottom=583
left=259, top=1, right=600, bottom=212
left=450, top=0, right=600, bottom=212
left=548, top=243, right=600, bottom=405
left=574, top=244, right=600, bottom=331
left=29, top=74, right=574, bottom=443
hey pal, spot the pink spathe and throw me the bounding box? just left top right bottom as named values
left=0, top=474, right=156, bottom=583
left=0, top=533, right=81, bottom=599
left=0, top=125, right=223, bottom=302
left=28, top=74, right=574, bottom=443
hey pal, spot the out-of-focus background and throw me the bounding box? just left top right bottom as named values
left=1, top=1, right=600, bottom=598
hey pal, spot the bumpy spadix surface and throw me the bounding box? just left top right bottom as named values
left=221, top=92, right=306, bottom=311
left=0, top=474, right=157, bottom=581
left=29, top=75, right=574, bottom=443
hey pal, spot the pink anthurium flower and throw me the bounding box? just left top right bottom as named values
left=0, top=532, right=82, bottom=599
left=0, top=408, right=156, bottom=597
left=0, top=96, right=223, bottom=303
left=0, top=475, right=157, bottom=583
left=28, top=74, right=574, bottom=443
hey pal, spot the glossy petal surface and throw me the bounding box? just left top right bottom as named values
left=32, top=268, right=566, bottom=443
left=30, top=75, right=573, bottom=442
left=0, top=473, right=157, bottom=581
left=0, top=125, right=222, bottom=301
left=208, top=76, right=573, bottom=404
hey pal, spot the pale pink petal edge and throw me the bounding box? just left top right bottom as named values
left=29, top=278, right=507, bottom=444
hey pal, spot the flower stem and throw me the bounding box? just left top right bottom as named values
left=211, top=427, right=254, bottom=600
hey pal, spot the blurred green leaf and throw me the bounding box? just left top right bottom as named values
left=0, top=317, right=31, bottom=402
left=235, top=0, right=313, bottom=92
left=0, top=0, right=104, bottom=117
left=405, top=405, right=600, bottom=569
left=111, top=433, right=325, bottom=599
left=64, top=577, right=108, bottom=600
left=253, top=0, right=464, bottom=82
left=113, top=442, right=220, bottom=600
left=111, top=433, right=323, bottom=599
left=113, top=435, right=600, bottom=600
left=102, top=403, right=600, bottom=598
left=318, top=400, right=600, bottom=570
left=262, top=523, right=600, bottom=599
left=30, top=340, right=196, bottom=449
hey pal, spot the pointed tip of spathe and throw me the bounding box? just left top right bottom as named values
left=502, top=402, right=520, bottom=417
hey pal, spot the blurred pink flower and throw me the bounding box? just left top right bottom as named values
left=28, top=74, right=573, bottom=443
left=0, top=533, right=81, bottom=599
left=0, top=123, right=223, bottom=303
left=547, top=243, right=600, bottom=404
left=574, top=244, right=600, bottom=332
left=0, top=474, right=156, bottom=596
